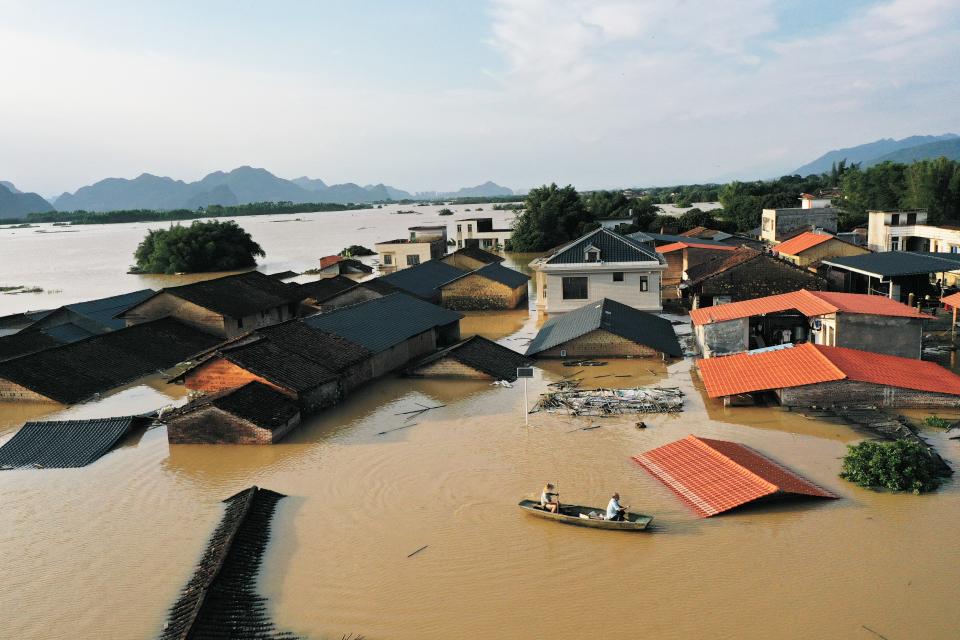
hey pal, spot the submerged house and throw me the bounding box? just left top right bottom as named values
left=440, top=246, right=504, bottom=271
left=525, top=298, right=682, bottom=359
left=438, top=262, right=529, bottom=310
left=406, top=336, right=532, bottom=381
left=691, top=289, right=929, bottom=359
left=164, top=381, right=302, bottom=444
left=380, top=259, right=465, bottom=304
left=301, top=278, right=398, bottom=313
left=118, top=271, right=305, bottom=339
left=376, top=226, right=448, bottom=274
left=773, top=231, right=868, bottom=269
left=305, top=293, right=463, bottom=377
left=697, top=342, right=960, bottom=408
left=682, top=247, right=826, bottom=309
left=530, top=228, right=666, bottom=314
left=314, top=255, right=373, bottom=278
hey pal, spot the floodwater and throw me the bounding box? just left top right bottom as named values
left=1, top=206, right=959, bottom=639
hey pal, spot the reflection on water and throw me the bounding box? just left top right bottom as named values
left=1, top=215, right=959, bottom=639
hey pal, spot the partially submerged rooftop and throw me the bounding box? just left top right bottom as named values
left=407, top=336, right=532, bottom=381
left=165, top=381, right=300, bottom=432
left=380, top=259, right=465, bottom=300
left=633, top=435, right=837, bottom=517
left=0, top=416, right=150, bottom=469
left=441, top=261, right=530, bottom=289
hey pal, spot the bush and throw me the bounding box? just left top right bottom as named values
left=133, top=220, right=264, bottom=274
left=338, top=244, right=374, bottom=257
left=839, top=439, right=943, bottom=494
left=924, top=415, right=952, bottom=429
left=438, top=208, right=454, bottom=216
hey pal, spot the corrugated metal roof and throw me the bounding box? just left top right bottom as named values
left=41, top=323, right=95, bottom=343
left=0, top=416, right=146, bottom=469
left=823, top=251, right=960, bottom=278
left=525, top=298, right=682, bottom=357
left=544, top=228, right=662, bottom=265
left=632, top=231, right=728, bottom=247
left=632, top=435, right=837, bottom=517
left=690, top=289, right=929, bottom=325
left=304, top=293, right=463, bottom=353
left=441, top=262, right=530, bottom=289
left=819, top=345, right=960, bottom=395
left=381, top=260, right=465, bottom=300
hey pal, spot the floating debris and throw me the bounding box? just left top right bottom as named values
left=533, top=386, right=684, bottom=416
left=562, top=360, right=607, bottom=367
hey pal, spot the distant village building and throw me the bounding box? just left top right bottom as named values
left=760, top=201, right=838, bottom=243
left=454, top=218, right=512, bottom=250
left=655, top=241, right=737, bottom=300
left=866, top=209, right=960, bottom=253
left=530, top=228, right=665, bottom=314
left=697, top=342, right=960, bottom=408
left=690, top=289, right=929, bottom=359
left=314, top=256, right=373, bottom=278
left=681, top=247, right=826, bottom=309
left=525, top=298, right=682, bottom=359
left=596, top=217, right=633, bottom=230
left=438, top=262, right=529, bottom=310
left=679, top=226, right=733, bottom=242
left=821, top=251, right=960, bottom=302
left=118, top=271, right=305, bottom=339
left=799, top=193, right=833, bottom=209
left=440, top=246, right=503, bottom=271
left=164, top=381, right=301, bottom=444
left=773, top=231, right=869, bottom=269
left=406, top=336, right=531, bottom=381
left=376, top=226, right=448, bottom=274
left=296, top=276, right=359, bottom=310
left=301, top=278, right=398, bottom=312
left=380, top=259, right=465, bottom=303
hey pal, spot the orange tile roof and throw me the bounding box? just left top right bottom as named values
left=690, top=289, right=929, bottom=325
left=696, top=343, right=844, bottom=397
left=697, top=343, right=960, bottom=397
left=632, top=435, right=836, bottom=517
left=942, top=292, right=960, bottom=309
left=319, top=255, right=343, bottom=269
left=657, top=242, right=737, bottom=254
left=774, top=232, right=834, bottom=256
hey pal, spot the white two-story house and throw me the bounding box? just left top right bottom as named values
left=529, top=228, right=665, bottom=314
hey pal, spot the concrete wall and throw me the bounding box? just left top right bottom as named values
left=761, top=208, right=838, bottom=242
left=376, top=240, right=445, bottom=273
left=166, top=405, right=301, bottom=444
left=536, top=328, right=661, bottom=358
left=0, top=377, right=56, bottom=402
left=440, top=275, right=527, bottom=310
left=778, top=379, right=960, bottom=409
left=407, top=358, right=490, bottom=379
left=695, top=319, right=749, bottom=358
left=836, top=314, right=923, bottom=359
left=542, top=270, right=662, bottom=313
left=298, top=380, right=340, bottom=413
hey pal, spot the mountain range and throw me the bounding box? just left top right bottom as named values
left=792, top=133, right=960, bottom=175
left=0, top=182, right=55, bottom=219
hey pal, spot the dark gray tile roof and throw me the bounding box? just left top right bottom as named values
left=544, top=228, right=663, bottom=264
left=129, top=271, right=304, bottom=319
left=42, top=323, right=95, bottom=343
left=450, top=246, right=504, bottom=264
left=441, top=262, right=530, bottom=289
left=381, top=260, right=466, bottom=299
left=0, top=416, right=148, bottom=469
left=0, top=331, right=63, bottom=361
left=525, top=298, right=682, bottom=357
left=267, top=270, right=299, bottom=280
left=684, top=247, right=763, bottom=285
left=296, top=275, right=357, bottom=303
left=60, top=289, right=155, bottom=330
left=223, top=340, right=338, bottom=391
left=407, top=336, right=532, bottom=381
left=0, top=318, right=222, bottom=404
left=822, top=251, right=960, bottom=278
left=253, top=321, right=371, bottom=372
left=166, top=381, right=300, bottom=431
left=304, top=293, right=463, bottom=353
left=637, top=232, right=728, bottom=247
left=357, top=278, right=400, bottom=295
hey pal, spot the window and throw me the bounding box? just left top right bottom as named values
left=890, top=238, right=900, bottom=251
left=383, top=253, right=393, bottom=265
left=891, top=213, right=900, bottom=225
left=406, top=254, right=421, bottom=266
left=467, top=224, right=472, bottom=232
left=639, top=276, right=649, bottom=292
left=612, top=272, right=624, bottom=282
left=907, top=212, right=917, bottom=225
left=562, top=276, right=588, bottom=300
left=456, top=224, right=462, bottom=232
left=952, top=245, right=959, bottom=254
left=585, top=249, right=600, bottom=262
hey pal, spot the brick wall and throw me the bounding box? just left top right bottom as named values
left=661, top=252, right=683, bottom=298
left=778, top=379, right=960, bottom=408
left=184, top=358, right=289, bottom=395
left=166, top=405, right=301, bottom=444
left=537, top=328, right=660, bottom=358
left=124, top=293, right=226, bottom=336
left=441, top=274, right=527, bottom=310
left=408, top=357, right=489, bottom=379
left=0, top=377, right=56, bottom=402
left=696, top=255, right=825, bottom=304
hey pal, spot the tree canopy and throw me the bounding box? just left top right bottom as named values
left=508, top=183, right=594, bottom=251
left=840, top=439, right=944, bottom=494
left=133, top=220, right=265, bottom=274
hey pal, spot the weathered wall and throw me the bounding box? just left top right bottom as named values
left=761, top=208, right=838, bottom=242
left=0, top=377, right=57, bottom=402
left=166, top=406, right=301, bottom=444
left=124, top=293, right=226, bottom=336
left=183, top=358, right=288, bottom=395
left=441, top=275, right=527, bottom=310
left=408, top=357, right=489, bottom=379
left=441, top=254, right=489, bottom=271
left=697, top=319, right=749, bottom=357
left=694, top=255, right=825, bottom=306
left=661, top=253, right=684, bottom=299
left=836, top=314, right=923, bottom=359
left=368, top=330, right=438, bottom=377
left=437, top=321, right=461, bottom=346
left=339, top=360, right=375, bottom=394
left=298, top=380, right=340, bottom=413
left=778, top=379, right=960, bottom=408
left=537, top=328, right=661, bottom=358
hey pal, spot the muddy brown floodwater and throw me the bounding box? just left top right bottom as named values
left=1, top=208, right=959, bottom=639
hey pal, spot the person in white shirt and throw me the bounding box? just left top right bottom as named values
left=606, top=492, right=628, bottom=521
left=540, top=482, right=560, bottom=513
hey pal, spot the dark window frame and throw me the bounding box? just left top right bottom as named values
left=562, top=276, right=588, bottom=300
left=613, top=272, right=624, bottom=282
left=639, top=276, right=649, bottom=292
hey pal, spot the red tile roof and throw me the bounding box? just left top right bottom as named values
left=942, top=292, right=960, bottom=309
left=319, top=255, right=343, bottom=269
left=657, top=242, right=737, bottom=254
left=632, top=435, right=836, bottom=517
left=696, top=343, right=960, bottom=398
left=774, top=232, right=835, bottom=256
left=690, top=289, right=929, bottom=325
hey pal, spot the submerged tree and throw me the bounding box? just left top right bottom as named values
left=133, top=220, right=265, bottom=274
left=509, top=183, right=593, bottom=252
left=839, top=439, right=943, bottom=494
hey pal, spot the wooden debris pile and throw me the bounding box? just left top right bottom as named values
left=533, top=386, right=684, bottom=416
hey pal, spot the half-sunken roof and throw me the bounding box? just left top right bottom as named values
left=296, top=275, right=357, bottom=303
left=304, top=293, right=463, bottom=353
left=166, top=381, right=300, bottom=431
left=0, top=416, right=148, bottom=469
left=407, top=336, right=532, bottom=381
left=222, top=340, right=337, bottom=391
left=380, top=259, right=465, bottom=299
left=525, top=298, right=682, bottom=357
left=448, top=246, right=504, bottom=265
left=57, top=289, right=156, bottom=330
left=124, top=271, right=304, bottom=319
left=0, top=331, right=63, bottom=362
left=441, top=262, right=530, bottom=289
left=253, top=320, right=371, bottom=372
left=541, top=228, right=662, bottom=265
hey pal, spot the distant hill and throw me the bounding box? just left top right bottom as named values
left=0, top=182, right=56, bottom=219
left=452, top=181, right=515, bottom=198
left=793, top=134, right=959, bottom=175
left=866, top=138, right=960, bottom=166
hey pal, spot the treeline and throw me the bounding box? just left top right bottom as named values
left=25, top=200, right=369, bottom=225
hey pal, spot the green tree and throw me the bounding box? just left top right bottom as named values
left=133, top=220, right=265, bottom=274
left=840, top=439, right=943, bottom=494
left=677, top=207, right=718, bottom=231
left=339, top=244, right=374, bottom=257
left=509, top=183, right=593, bottom=251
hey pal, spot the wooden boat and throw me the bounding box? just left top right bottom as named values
left=518, top=500, right=653, bottom=531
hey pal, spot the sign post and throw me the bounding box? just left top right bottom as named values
left=516, top=367, right=535, bottom=426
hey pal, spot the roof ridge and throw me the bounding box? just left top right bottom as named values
left=686, top=436, right=779, bottom=493
left=805, top=343, right=847, bottom=380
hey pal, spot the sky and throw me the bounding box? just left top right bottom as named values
left=1, top=0, right=959, bottom=196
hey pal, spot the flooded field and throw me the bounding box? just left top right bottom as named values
left=1, top=207, right=959, bottom=639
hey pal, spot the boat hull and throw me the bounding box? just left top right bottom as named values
left=518, top=500, right=653, bottom=530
